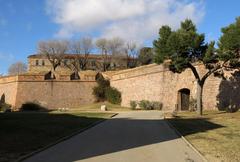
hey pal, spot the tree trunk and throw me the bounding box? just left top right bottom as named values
left=51, top=70, right=55, bottom=79
left=196, top=81, right=203, bottom=116
left=75, top=71, right=79, bottom=80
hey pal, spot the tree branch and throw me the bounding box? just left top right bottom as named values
left=187, top=63, right=201, bottom=81
left=201, top=64, right=221, bottom=84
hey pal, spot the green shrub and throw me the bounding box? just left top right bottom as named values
left=93, top=86, right=106, bottom=101
left=96, top=75, right=110, bottom=87
left=130, top=101, right=137, bottom=110
left=139, top=100, right=163, bottom=110
left=93, top=74, right=121, bottom=104
left=20, top=102, right=47, bottom=112
left=139, top=100, right=151, bottom=110
left=0, top=103, right=12, bottom=112
left=152, top=101, right=163, bottom=110
left=105, top=87, right=121, bottom=104
left=93, top=75, right=110, bottom=101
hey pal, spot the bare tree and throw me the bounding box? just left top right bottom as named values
left=64, top=37, right=94, bottom=79
left=65, top=40, right=82, bottom=79
left=125, top=42, right=139, bottom=68
left=81, top=37, right=93, bottom=55
left=107, top=37, right=125, bottom=55
left=38, top=40, right=68, bottom=78
left=8, top=61, right=27, bottom=75
left=96, top=38, right=111, bottom=71
left=107, top=37, right=125, bottom=68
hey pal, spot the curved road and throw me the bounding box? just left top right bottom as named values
left=24, top=111, right=204, bottom=162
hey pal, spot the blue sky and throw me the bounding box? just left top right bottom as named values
left=0, top=0, right=239, bottom=74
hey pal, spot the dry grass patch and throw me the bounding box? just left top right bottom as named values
left=167, top=111, right=240, bottom=162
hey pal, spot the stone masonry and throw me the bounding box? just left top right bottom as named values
left=0, top=62, right=238, bottom=111
left=0, top=73, right=97, bottom=110
left=109, top=63, right=224, bottom=111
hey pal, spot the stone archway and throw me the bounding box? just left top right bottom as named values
left=70, top=72, right=80, bottom=80
left=177, top=88, right=190, bottom=111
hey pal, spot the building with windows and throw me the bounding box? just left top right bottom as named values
left=28, top=54, right=135, bottom=74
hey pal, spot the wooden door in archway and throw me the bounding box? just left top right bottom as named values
left=178, top=89, right=190, bottom=111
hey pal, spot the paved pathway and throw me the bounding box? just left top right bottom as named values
left=24, top=111, right=204, bottom=162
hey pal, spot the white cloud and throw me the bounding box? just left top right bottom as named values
left=46, top=0, right=205, bottom=42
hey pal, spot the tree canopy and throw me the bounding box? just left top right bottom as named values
left=154, top=19, right=211, bottom=72
left=153, top=19, right=228, bottom=115
left=138, top=47, right=153, bottom=65
left=218, top=17, right=240, bottom=68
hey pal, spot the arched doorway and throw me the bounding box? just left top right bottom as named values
left=178, top=88, right=190, bottom=111
left=70, top=72, right=80, bottom=80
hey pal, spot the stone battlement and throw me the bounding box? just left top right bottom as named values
left=0, top=71, right=98, bottom=110
left=0, top=71, right=97, bottom=84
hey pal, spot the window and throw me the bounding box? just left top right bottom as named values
left=42, top=60, right=45, bottom=66
left=64, top=59, right=68, bottom=65
left=36, top=60, right=39, bottom=66
left=91, top=60, right=96, bottom=67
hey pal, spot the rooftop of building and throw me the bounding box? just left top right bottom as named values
left=28, top=54, right=134, bottom=60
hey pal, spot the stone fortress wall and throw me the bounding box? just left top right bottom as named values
left=0, top=73, right=97, bottom=110
left=110, top=64, right=224, bottom=111
left=0, top=63, right=237, bottom=111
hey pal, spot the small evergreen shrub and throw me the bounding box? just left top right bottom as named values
left=130, top=101, right=137, bottom=110
left=105, top=87, right=122, bottom=104
left=139, top=100, right=151, bottom=110
left=93, top=75, right=110, bottom=101
left=96, top=76, right=110, bottom=87
left=0, top=103, right=12, bottom=112
left=152, top=101, right=163, bottom=110
left=139, top=100, right=163, bottom=110
left=93, top=74, right=121, bottom=105
left=20, top=102, right=47, bottom=112
left=93, top=86, right=106, bottom=101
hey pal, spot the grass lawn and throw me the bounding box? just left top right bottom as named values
left=0, top=112, right=115, bottom=162
left=166, top=111, right=240, bottom=162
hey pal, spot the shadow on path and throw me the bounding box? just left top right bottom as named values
left=24, top=114, right=224, bottom=162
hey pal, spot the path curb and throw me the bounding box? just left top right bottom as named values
left=165, top=119, right=208, bottom=162
left=17, top=113, right=118, bottom=162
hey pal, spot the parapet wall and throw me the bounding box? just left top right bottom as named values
left=0, top=63, right=237, bottom=111
left=110, top=64, right=222, bottom=111
left=0, top=74, right=97, bottom=109
left=0, top=76, right=18, bottom=108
